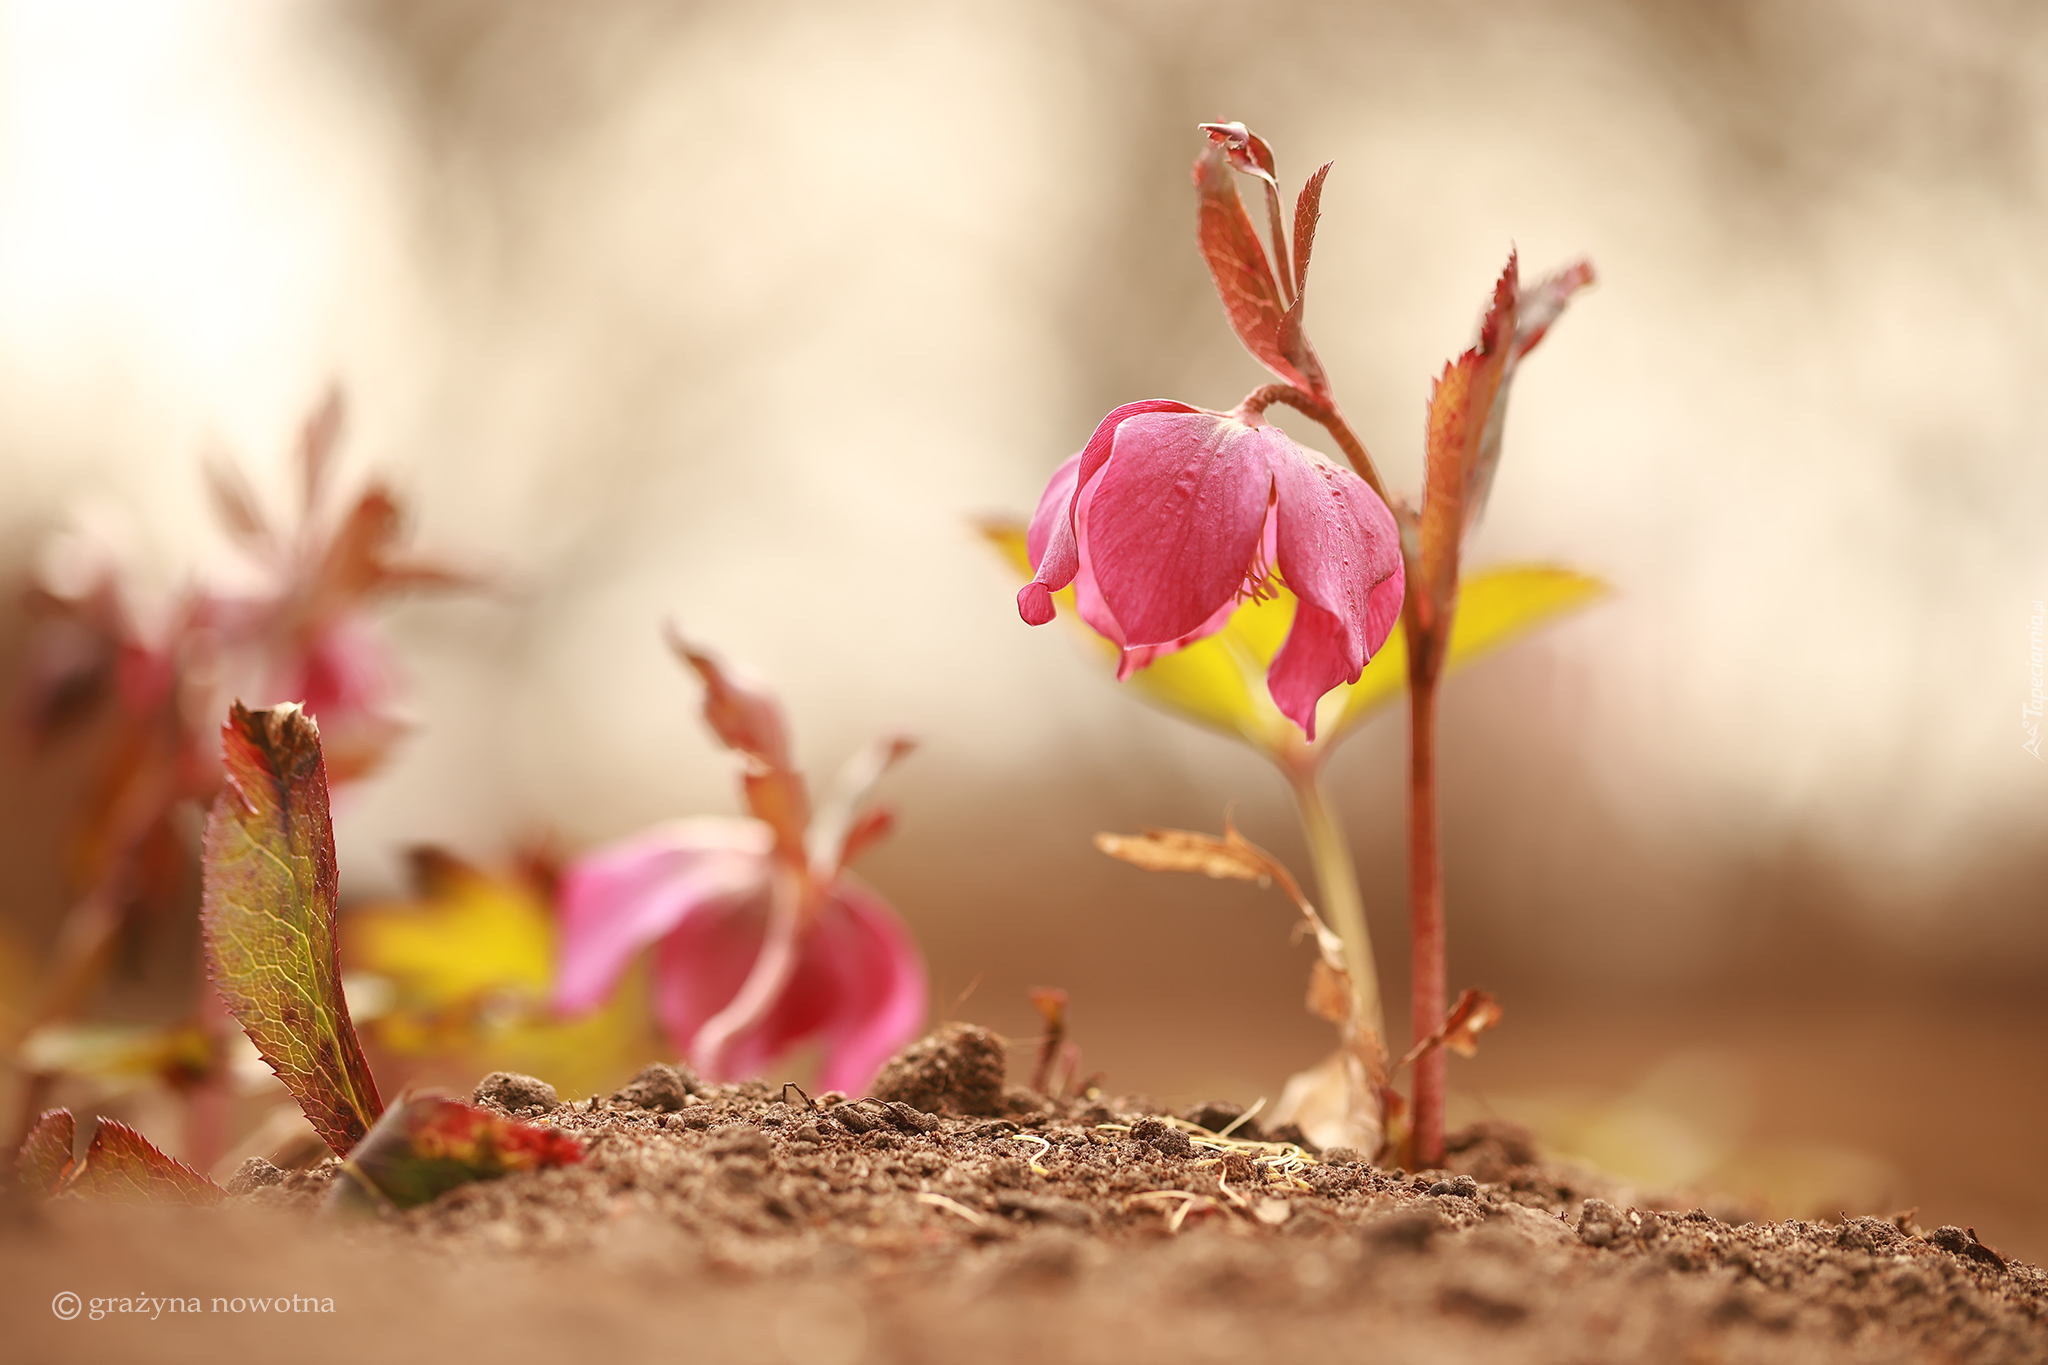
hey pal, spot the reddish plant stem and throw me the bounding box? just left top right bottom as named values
left=1237, top=384, right=1389, bottom=508
left=1402, top=635, right=1447, bottom=1168
left=1250, top=377, right=1456, bottom=1166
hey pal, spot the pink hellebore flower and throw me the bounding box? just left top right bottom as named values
left=1016, top=401, right=1403, bottom=738
left=553, top=639, right=927, bottom=1095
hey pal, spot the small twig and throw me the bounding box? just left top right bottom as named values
left=1008, top=1133, right=1053, bottom=1176
left=1213, top=1097, right=1265, bottom=1141
left=780, top=1082, right=817, bottom=1112
left=1027, top=987, right=1067, bottom=1095
left=916, top=1191, right=988, bottom=1227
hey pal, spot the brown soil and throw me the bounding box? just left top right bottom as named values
left=6, top=1027, right=2045, bottom=1365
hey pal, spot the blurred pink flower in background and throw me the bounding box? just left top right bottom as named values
left=553, top=636, right=926, bottom=1095
left=1017, top=399, right=1403, bottom=738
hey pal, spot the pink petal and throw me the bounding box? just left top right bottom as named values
left=1019, top=401, right=1198, bottom=622
left=1087, top=412, right=1274, bottom=646
left=286, top=615, right=398, bottom=725
left=1093, top=502, right=1276, bottom=678
left=650, top=885, right=777, bottom=1061
left=1265, top=440, right=1404, bottom=734
left=1364, top=554, right=1405, bottom=656
left=715, top=878, right=927, bottom=1095
left=553, top=818, right=772, bottom=1016
left=1265, top=598, right=1351, bottom=739
left=1023, top=452, right=1082, bottom=577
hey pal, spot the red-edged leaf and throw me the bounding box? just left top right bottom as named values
left=1194, top=141, right=1311, bottom=392
left=318, top=486, right=404, bottom=600
left=15, top=1108, right=76, bottom=1197
left=66, top=1119, right=224, bottom=1205
left=834, top=805, right=895, bottom=868
left=1200, top=121, right=1278, bottom=183
left=1200, top=122, right=1293, bottom=307
left=204, top=460, right=275, bottom=556
left=201, top=703, right=383, bottom=1156
left=667, top=631, right=811, bottom=858
left=809, top=734, right=913, bottom=876
left=329, top=1092, right=584, bottom=1213
left=1275, top=163, right=1334, bottom=400
left=666, top=629, right=795, bottom=776
left=1467, top=257, right=1596, bottom=525
left=1290, top=163, right=1329, bottom=301
left=1416, top=254, right=1518, bottom=624
left=1513, top=258, right=1595, bottom=362
left=299, top=386, right=345, bottom=517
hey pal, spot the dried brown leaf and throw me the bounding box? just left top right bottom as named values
left=1396, top=987, right=1505, bottom=1071
left=1441, top=988, right=1504, bottom=1058
left=1306, top=959, right=1352, bottom=1025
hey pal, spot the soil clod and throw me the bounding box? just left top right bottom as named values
left=612, top=1062, right=698, bottom=1111
left=871, top=1022, right=1006, bottom=1116
left=473, top=1070, right=561, bottom=1112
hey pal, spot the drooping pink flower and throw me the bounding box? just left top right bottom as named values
left=1016, top=401, right=1403, bottom=738
left=553, top=637, right=926, bottom=1095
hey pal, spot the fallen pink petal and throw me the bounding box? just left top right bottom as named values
left=553, top=642, right=926, bottom=1095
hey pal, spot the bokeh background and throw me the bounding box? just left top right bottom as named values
left=1, top=0, right=2042, bottom=1255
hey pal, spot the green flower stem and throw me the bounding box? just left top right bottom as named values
left=1287, top=769, right=1384, bottom=1050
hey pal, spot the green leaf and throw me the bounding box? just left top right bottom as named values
left=328, top=1092, right=584, bottom=1215
left=201, top=702, right=383, bottom=1157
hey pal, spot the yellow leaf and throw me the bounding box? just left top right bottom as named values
left=979, top=520, right=1604, bottom=762
left=346, top=865, right=555, bottom=1006
left=342, top=857, right=663, bottom=1098
left=1327, top=564, right=1606, bottom=740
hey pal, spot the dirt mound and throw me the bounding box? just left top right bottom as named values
left=8, top=1064, right=2043, bottom=1364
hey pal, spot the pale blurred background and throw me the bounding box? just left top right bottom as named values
left=0, top=0, right=2043, bottom=1253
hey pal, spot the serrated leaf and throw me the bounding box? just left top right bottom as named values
left=1418, top=255, right=1517, bottom=625
left=15, top=1109, right=76, bottom=1196
left=201, top=702, right=383, bottom=1156
left=1469, top=258, right=1597, bottom=526
left=67, top=1119, right=224, bottom=1205
left=1275, top=163, right=1333, bottom=399
left=329, top=1092, right=584, bottom=1214
left=1194, top=140, right=1313, bottom=392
